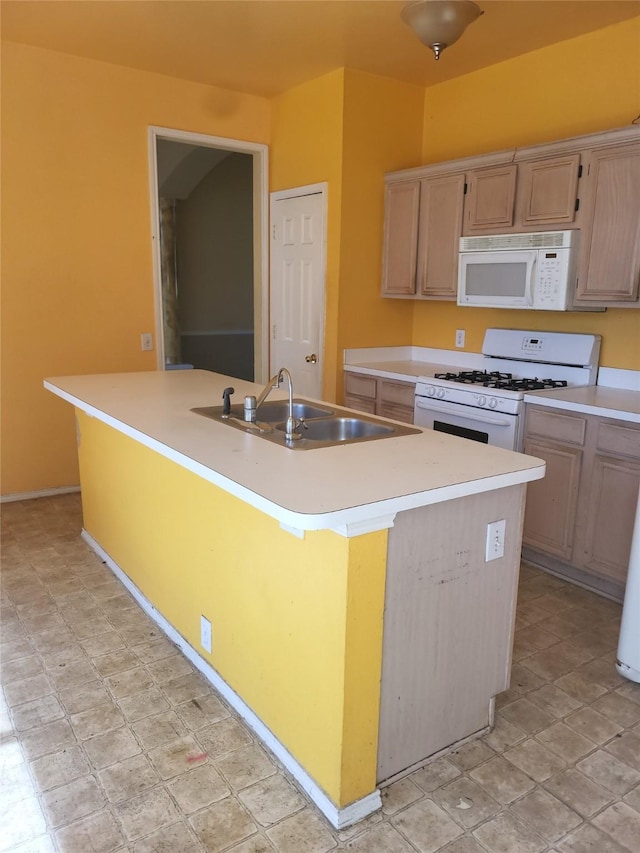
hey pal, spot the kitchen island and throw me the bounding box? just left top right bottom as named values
left=45, top=369, right=545, bottom=828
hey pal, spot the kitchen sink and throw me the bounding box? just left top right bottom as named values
left=191, top=398, right=420, bottom=449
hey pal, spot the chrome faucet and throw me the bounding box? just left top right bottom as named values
left=256, top=367, right=301, bottom=441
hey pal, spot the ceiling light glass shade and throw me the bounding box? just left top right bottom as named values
left=401, top=0, right=483, bottom=60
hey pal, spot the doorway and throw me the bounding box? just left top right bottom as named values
left=148, top=127, right=269, bottom=383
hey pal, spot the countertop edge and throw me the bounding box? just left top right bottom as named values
left=46, top=379, right=545, bottom=536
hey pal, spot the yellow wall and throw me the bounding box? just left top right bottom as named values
left=0, top=41, right=269, bottom=495
left=337, top=70, right=424, bottom=395
left=77, top=411, right=387, bottom=806
left=414, top=17, right=640, bottom=368
left=270, top=69, right=345, bottom=402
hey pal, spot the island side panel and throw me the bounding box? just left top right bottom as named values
left=75, top=411, right=387, bottom=808
left=377, top=485, right=526, bottom=783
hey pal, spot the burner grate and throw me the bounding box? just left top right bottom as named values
left=434, top=371, right=568, bottom=392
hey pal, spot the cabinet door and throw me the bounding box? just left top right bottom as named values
left=381, top=181, right=420, bottom=295
left=417, top=173, right=465, bottom=299
left=464, top=164, right=517, bottom=234
left=522, top=438, right=582, bottom=561
left=575, top=143, right=640, bottom=302
left=518, top=154, right=581, bottom=226
left=579, top=454, right=640, bottom=585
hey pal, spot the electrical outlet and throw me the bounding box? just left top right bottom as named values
left=200, top=616, right=212, bottom=653
left=455, top=329, right=465, bottom=348
left=485, top=519, right=506, bottom=562
left=141, top=333, right=153, bottom=352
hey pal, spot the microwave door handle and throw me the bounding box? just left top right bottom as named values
left=525, top=257, right=537, bottom=307
left=415, top=398, right=513, bottom=427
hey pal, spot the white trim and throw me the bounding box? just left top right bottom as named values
left=0, top=485, right=80, bottom=503
left=269, top=183, right=328, bottom=390
left=147, top=126, right=269, bottom=382
left=332, top=514, right=397, bottom=538
left=279, top=522, right=305, bottom=539
left=81, top=529, right=381, bottom=829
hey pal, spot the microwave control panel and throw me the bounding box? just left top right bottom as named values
left=533, top=248, right=571, bottom=310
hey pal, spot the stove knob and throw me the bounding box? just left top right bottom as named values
left=436, top=388, right=445, bottom=399
left=478, top=395, right=486, bottom=407
left=427, top=386, right=436, bottom=397
left=488, top=398, right=498, bottom=409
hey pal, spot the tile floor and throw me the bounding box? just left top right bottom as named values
left=2, top=493, right=640, bottom=853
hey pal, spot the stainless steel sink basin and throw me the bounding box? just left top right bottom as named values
left=277, top=417, right=395, bottom=442
left=191, top=398, right=420, bottom=449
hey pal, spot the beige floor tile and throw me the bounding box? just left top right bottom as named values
left=554, top=671, right=608, bottom=704
left=3, top=672, right=53, bottom=708
left=58, top=679, right=112, bottom=715
left=339, top=822, right=414, bottom=852
left=47, top=657, right=99, bottom=691
left=510, top=788, right=581, bottom=842
left=190, top=797, right=258, bottom=852
left=565, top=707, right=623, bottom=744
left=504, top=738, right=566, bottom=782
left=40, top=642, right=86, bottom=669
left=433, top=775, right=502, bottom=830
left=117, top=686, right=171, bottom=722
left=579, top=658, right=627, bottom=690
left=84, top=726, right=142, bottom=769
left=522, top=651, right=576, bottom=682
left=168, top=762, right=231, bottom=814
left=81, top=630, right=126, bottom=658
left=225, top=838, right=276, bottom=853
left=592, top=801, right=640, bottom=851
left=380, top=777, right=424, bottom=815
left=132, top=821, right=205, bottom=853
left=215, top=743, right=278, bottom=791
left=577, top=749, right=640, bottom=795
left=605, top=731, right=640, bottom=772
left=0, top=794, right=47, bottom=852
left=391, top=798, right=463, bottom=853
left=535, top=722, right=596, bottom=763
left=55, top=808, right=125, bottom=853
left=0, top=761, right=36, bottom=806
left=148, top=735, right=206, bottom=780
left=92, top=648, right=141, bottom=678
left=1, top=654, right=44, bottom=685
left=410, top=757, right=461, bottom=793
left=146, top=653, right=194, bottom=684
left=470, top=755, right=535, bottom=804
left=472, top=811, right=546, bottom=853
left=197, top=716, right=253, bottom=759
left=11, top=694, right=64, bottom=732
left=482, top=715, right=527, bottom=753
left=238, top=774, right=304, bottom=827
left=130, top=636, right=178, bottom=664
left=4, top=835, right=57, bottom=853
left=104, top=665, right=154, bottom=699
left=508, top=664, right=546, bottom=694
left=115, top=785, right=180, bottom=840
left=437, top=839, right=488, bottom=853
left=615, top=681, right=640, bottom=706
left=0, top=638, right=35, bottom=663
left=515, top=624, right=562, bottom=651
left=69, top=700, right=125, bottom=741
left=176, top=694, right=230, bottom=731
left=98, top=752, right=161, bottom=803
left=500, top=698, right=555, bottom=734
left=160, top=671, right=213, bottom=705
left=19, top=718, right=76, bottom=760
left=623, top=782, right=640, bottom=813
left=448, top=739, right=495, bottom=771
left=592, top=693, right=640, bottom=728
left=131, top=708, right=189, bottom=749
left=29, top=745, right=91, bottom=791
left=527, top=684, right=583, bottom=719
left=545, top=768, right=613, bottom=817
left=556, top=822, right=629, bottom=853
left=42, top=774, right=106, bottom=828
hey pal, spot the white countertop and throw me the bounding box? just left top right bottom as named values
left=45, top=370, right=544, bottom=535
left=524, top=386, right=640, bottom=424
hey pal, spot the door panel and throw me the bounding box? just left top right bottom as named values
left=271, top=191, right=325, bottom=398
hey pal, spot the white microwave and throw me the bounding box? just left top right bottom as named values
left=457, top=230, right=578, bottom=311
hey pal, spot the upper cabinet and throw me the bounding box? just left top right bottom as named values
left=574, top=143, right=640, bottom=304
left=382, top=126, right=640, bottom=307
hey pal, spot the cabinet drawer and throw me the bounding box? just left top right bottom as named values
left=344, top=395, right=376, bottom=415
left=379, top=402, right=414, bottom=424
left=596, top=422, right=640, bottom=460
left=345, top=373, right=377, bottom=399
left=379, top=380, right=415, bottom=408
left=526, top=408, right=587, bottom=446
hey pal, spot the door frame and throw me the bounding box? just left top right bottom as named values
left=269, top=183, right=328, bottom=385
left=148, top=126, right=269, bottom=381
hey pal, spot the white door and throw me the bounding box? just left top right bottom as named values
left=270, top=187, right=326, bottom=398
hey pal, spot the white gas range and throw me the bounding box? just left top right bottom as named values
left=414, top=329, right=601, bottom=451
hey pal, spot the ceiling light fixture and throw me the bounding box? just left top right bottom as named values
left=401, top=0, right=484, bottom=61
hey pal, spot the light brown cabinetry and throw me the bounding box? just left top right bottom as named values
left=344, top=371, right=415, bottom=424
left=383, top=126, right=639, bottom=307
left=522, top=405, right=640, bottom=599
left=575, top=143, right=640, bottom=303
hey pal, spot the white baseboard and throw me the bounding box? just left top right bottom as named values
left=1, top=485, right=80, bottom=503
left=81, top=529, right=382, bottom=830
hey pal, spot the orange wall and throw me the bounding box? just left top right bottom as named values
left=0, top=41, right=269, bottom=495
left=413, top=17, right=640, bottom=368
left=270, top=69, right=345, bottom=402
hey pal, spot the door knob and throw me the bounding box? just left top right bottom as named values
left=305, top=353, right=318, bottom=364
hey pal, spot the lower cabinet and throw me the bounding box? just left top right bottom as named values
left=522, top=405, right=640, bottom=599
left=344, top=372, right=415, bottom=424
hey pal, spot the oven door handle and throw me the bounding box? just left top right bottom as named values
left=415, top=398, right=513, bottom=427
